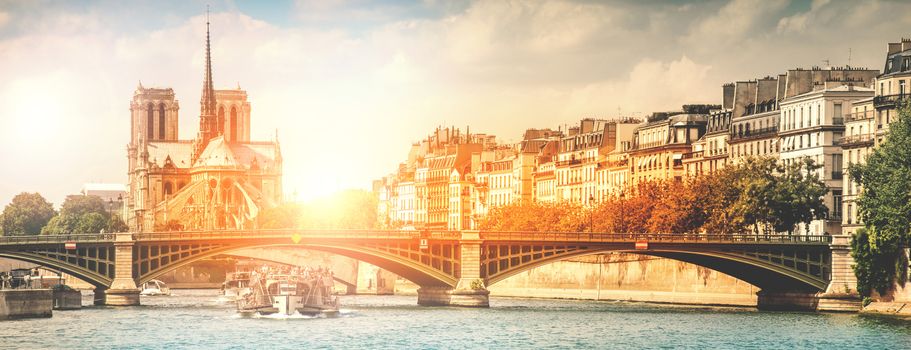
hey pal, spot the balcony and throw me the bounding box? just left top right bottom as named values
left=845, top=110, right=874, bottom=122
left=681, top=150, right=703, bottom=160
left=632, top=141, right=666, bottom=150
left=554, top=157, right=596, bottom=167
left=836, top=133, right=875, bottom=148
left=604, top=159, right=628, bottom=168
left=874, top=94, right=909, bottom=109
left=730, top=126, right=778, bottom=141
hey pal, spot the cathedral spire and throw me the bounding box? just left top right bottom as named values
left=200, top=6, right=216, bottom=125
left=193, top=6, right=219, bottom=162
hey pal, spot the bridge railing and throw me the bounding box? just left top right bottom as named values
left=133, top=229, right=463, bottom=241
left=0, top=233, right=115, bottom=246
left=479, top=231, right=833, bottom=244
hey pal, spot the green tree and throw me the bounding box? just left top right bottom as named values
left=1, top=192, right=56, bottom=235
left=107, top=215, right=129, bottom=232
left=42, top=195, right=112, bottom=234
left=771, top=157, right=828, bottom=234
left=849, top=103, right=911, bottom=296
left=851, top=228, right=903, bottom=296
left=258, top=202, right=302, bottom=229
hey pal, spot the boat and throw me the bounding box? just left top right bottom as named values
left=237, top=270, right=339, bottom=316
left=222, top=260, right=259, bottom=300
left=222, top=270, right=253, bottom=300
left=140, top=279, right=171, bottom=296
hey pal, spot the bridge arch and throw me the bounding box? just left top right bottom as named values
left=135, top=243, right=458, bottom=288
left=482, top=247, right=829, bottom=292
left=0, top=252, right=112, bottom=289
left=219, top=252, right=357, bottom=290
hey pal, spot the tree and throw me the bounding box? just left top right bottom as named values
left=849, top=102, right=911, bottom=296
left=258, top=202, right=302, bottom=229
left=42, top=195, right=112, bottom=234
left=771, top=157, right=828, bottom=234
left=1, top=192, right=56, bottom=235
left=107, top=215, right=129, bottom=232
left=851, top=228, right=902, bottom=296
left=481, top=201, right=585, bottom=232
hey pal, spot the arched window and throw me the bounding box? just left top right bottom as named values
left=163, top=182, right=173, bottom=196
left=217, top=105, right=226, bottom=136
left=147, top=103, right=154, bottom=140
left=230, top=106, right=238, bottom=142
left=159, top=103, right=166, bottom=139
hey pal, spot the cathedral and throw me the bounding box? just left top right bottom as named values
left=126, top=19, right=282, bottom=232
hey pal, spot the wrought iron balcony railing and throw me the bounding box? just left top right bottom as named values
left=836, top=133, right=875, bottom=148
left=730, top=126, right=779, bottom=141
left=874, top=94, right=909, bottom=109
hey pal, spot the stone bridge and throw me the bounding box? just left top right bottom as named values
left=0, top=230, right=856, bottom=310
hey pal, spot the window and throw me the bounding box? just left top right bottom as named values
left=146, top=103, right=154, bottom=139
left=159, top=103, right=166, bottom=139
left=847, top=203, right=853, bottom=224
left=833, top=190, right=843, bottom=220
left=834, top=103, right=842, bottom=124
left=230, top=107, right=239, bottom=141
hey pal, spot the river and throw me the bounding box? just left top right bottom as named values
left=2, top=289, right=910, bottom=349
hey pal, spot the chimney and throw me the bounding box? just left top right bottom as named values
left=888, top=42, right=902, bottom=55
left=722, top=83, right=735, bottom=110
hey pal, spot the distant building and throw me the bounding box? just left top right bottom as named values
left=82, top=183, right=127, bottom=219
left=630, top=108, right=710, bottom=184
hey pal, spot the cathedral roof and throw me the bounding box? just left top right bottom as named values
left=191, top=136, right=281, bottom=171
left=194, top=136, right=242, bottom=169
left=147, top=141, right=194, bottom=168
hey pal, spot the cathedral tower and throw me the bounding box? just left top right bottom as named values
left=129, top=85, right=179, bottom=144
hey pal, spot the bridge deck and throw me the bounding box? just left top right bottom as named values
left=0, top=231, right=833, bottom=245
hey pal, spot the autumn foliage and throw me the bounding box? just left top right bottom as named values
left=481, top=156, right=828, bottom=235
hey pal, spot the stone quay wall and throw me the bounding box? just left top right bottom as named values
left=0, top=289, right=53, bottom=320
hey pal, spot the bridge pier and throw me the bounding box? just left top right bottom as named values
left=816, top=235, right=862, bottom=312
left=417, top=231, right=489, bottom=307
left=104, top=232, right=140, bottom=306
left=756, top=290, right=820, bottom=311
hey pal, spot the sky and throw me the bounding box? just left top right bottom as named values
left=0, top=0, right=909, bottom=207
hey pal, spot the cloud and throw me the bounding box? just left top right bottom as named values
left=777, top=0, right=831, bottom=34
left=2, top=0, right=911, bottom=205
left=683, top=0, right=788, bottom=47
left=563, top=56, right=714, bottom=118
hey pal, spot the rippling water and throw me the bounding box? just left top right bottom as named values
left=3, top=289, right=910, bottom=349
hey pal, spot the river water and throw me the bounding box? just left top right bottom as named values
left=2, top=289, right=910, bottom=349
